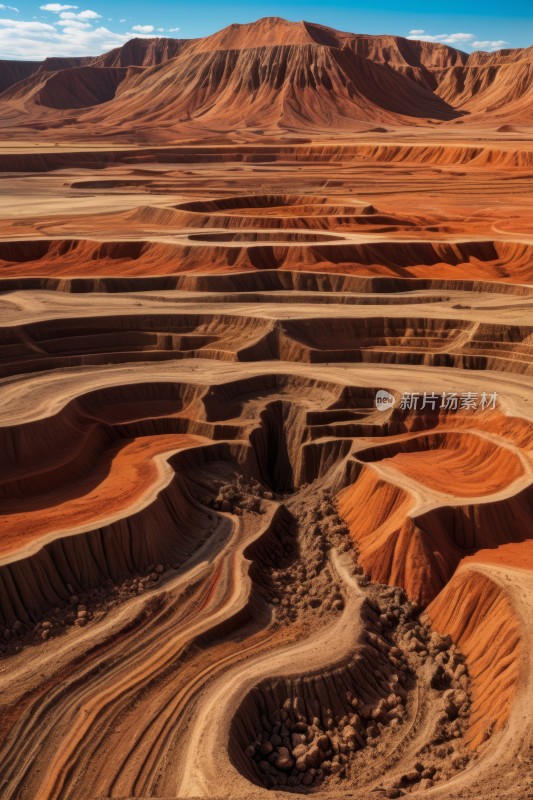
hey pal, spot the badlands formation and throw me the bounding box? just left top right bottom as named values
left=0, top=16, right=532, bottom=800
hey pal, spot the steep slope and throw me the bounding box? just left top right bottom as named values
left=0, top=38, right=186, bottom=104
left=86, top=41, right=459, bottom=134
left=436, top=45, right=533, bottom=120
left=91, top=37, right=191, bottom=67
left=189, top=16, right=352, bottom=50
left=0, top=125, right=531, bottom=800
left=89, top=20, right=533, bottom=130
left=0, top=59, right=40, bottom=94
left=0, top=66, right=137, bottom=110
left=340, top=34, right=468, bottom=94
left=37, top=56, right=93, bottom=73
left=427, top=564, right=523, bottom=749
left=0, top=56, right=97, bottom=97
left=0, top=16, right=533, bottom=137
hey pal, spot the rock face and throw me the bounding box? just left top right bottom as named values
left=0, top=37, right=193, bottom=113
left=0, top=59, right=41, bottom=93
left=91, top=37, right=190, bottom=68
left=90, top=42, right=459, bottom=132
left=0, top=16, right=532, bottom=800
left=1, top=18, right=533, bottom=134
left=3, top=67, right=137, bottom=110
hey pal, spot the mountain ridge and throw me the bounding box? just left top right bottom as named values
left=0, top=17, right=531, bottom=138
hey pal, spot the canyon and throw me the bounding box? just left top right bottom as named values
left=0, top=17, right=531, bottom=800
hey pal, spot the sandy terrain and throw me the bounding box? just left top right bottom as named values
left=0, top=17, right=532, bottom=800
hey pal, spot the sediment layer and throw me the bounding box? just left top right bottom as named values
left=0, top=131, right=531, bottom=800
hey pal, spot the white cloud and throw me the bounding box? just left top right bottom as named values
left=131, top=24, right=154, bottom=33
left=409, top=29, right=425, bottom=35
left=40, top=3, right=77, bottom=9
left=56, top=18, right=91, bottom=28
left=119, top=17, right=126, bottom=22
left=407, top=30, right=509, bottom=51
left=0, top=17, right=55, bottom=31
left=59, top=8, right=101, bottom=19
left=472, top=39, right=509, bottom=51
left=168, top=27, right=180, bottom=32
left=0, top=2, right=19, bottom=10
left=0, top=16, right=130, bottom=58
left=407, top=32, right=475, bottom=45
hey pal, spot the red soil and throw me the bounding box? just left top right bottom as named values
left=427, top=566, right=523, bottom=748
left=0, top=433, right=206, bottom=557
left=361, top=432, right=524, bottom=497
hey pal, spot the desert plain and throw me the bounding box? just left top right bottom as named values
left=0, top=16, right=532, bottom=800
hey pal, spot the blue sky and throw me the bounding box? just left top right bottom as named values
left=0, top=0, right=531, bottom=59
